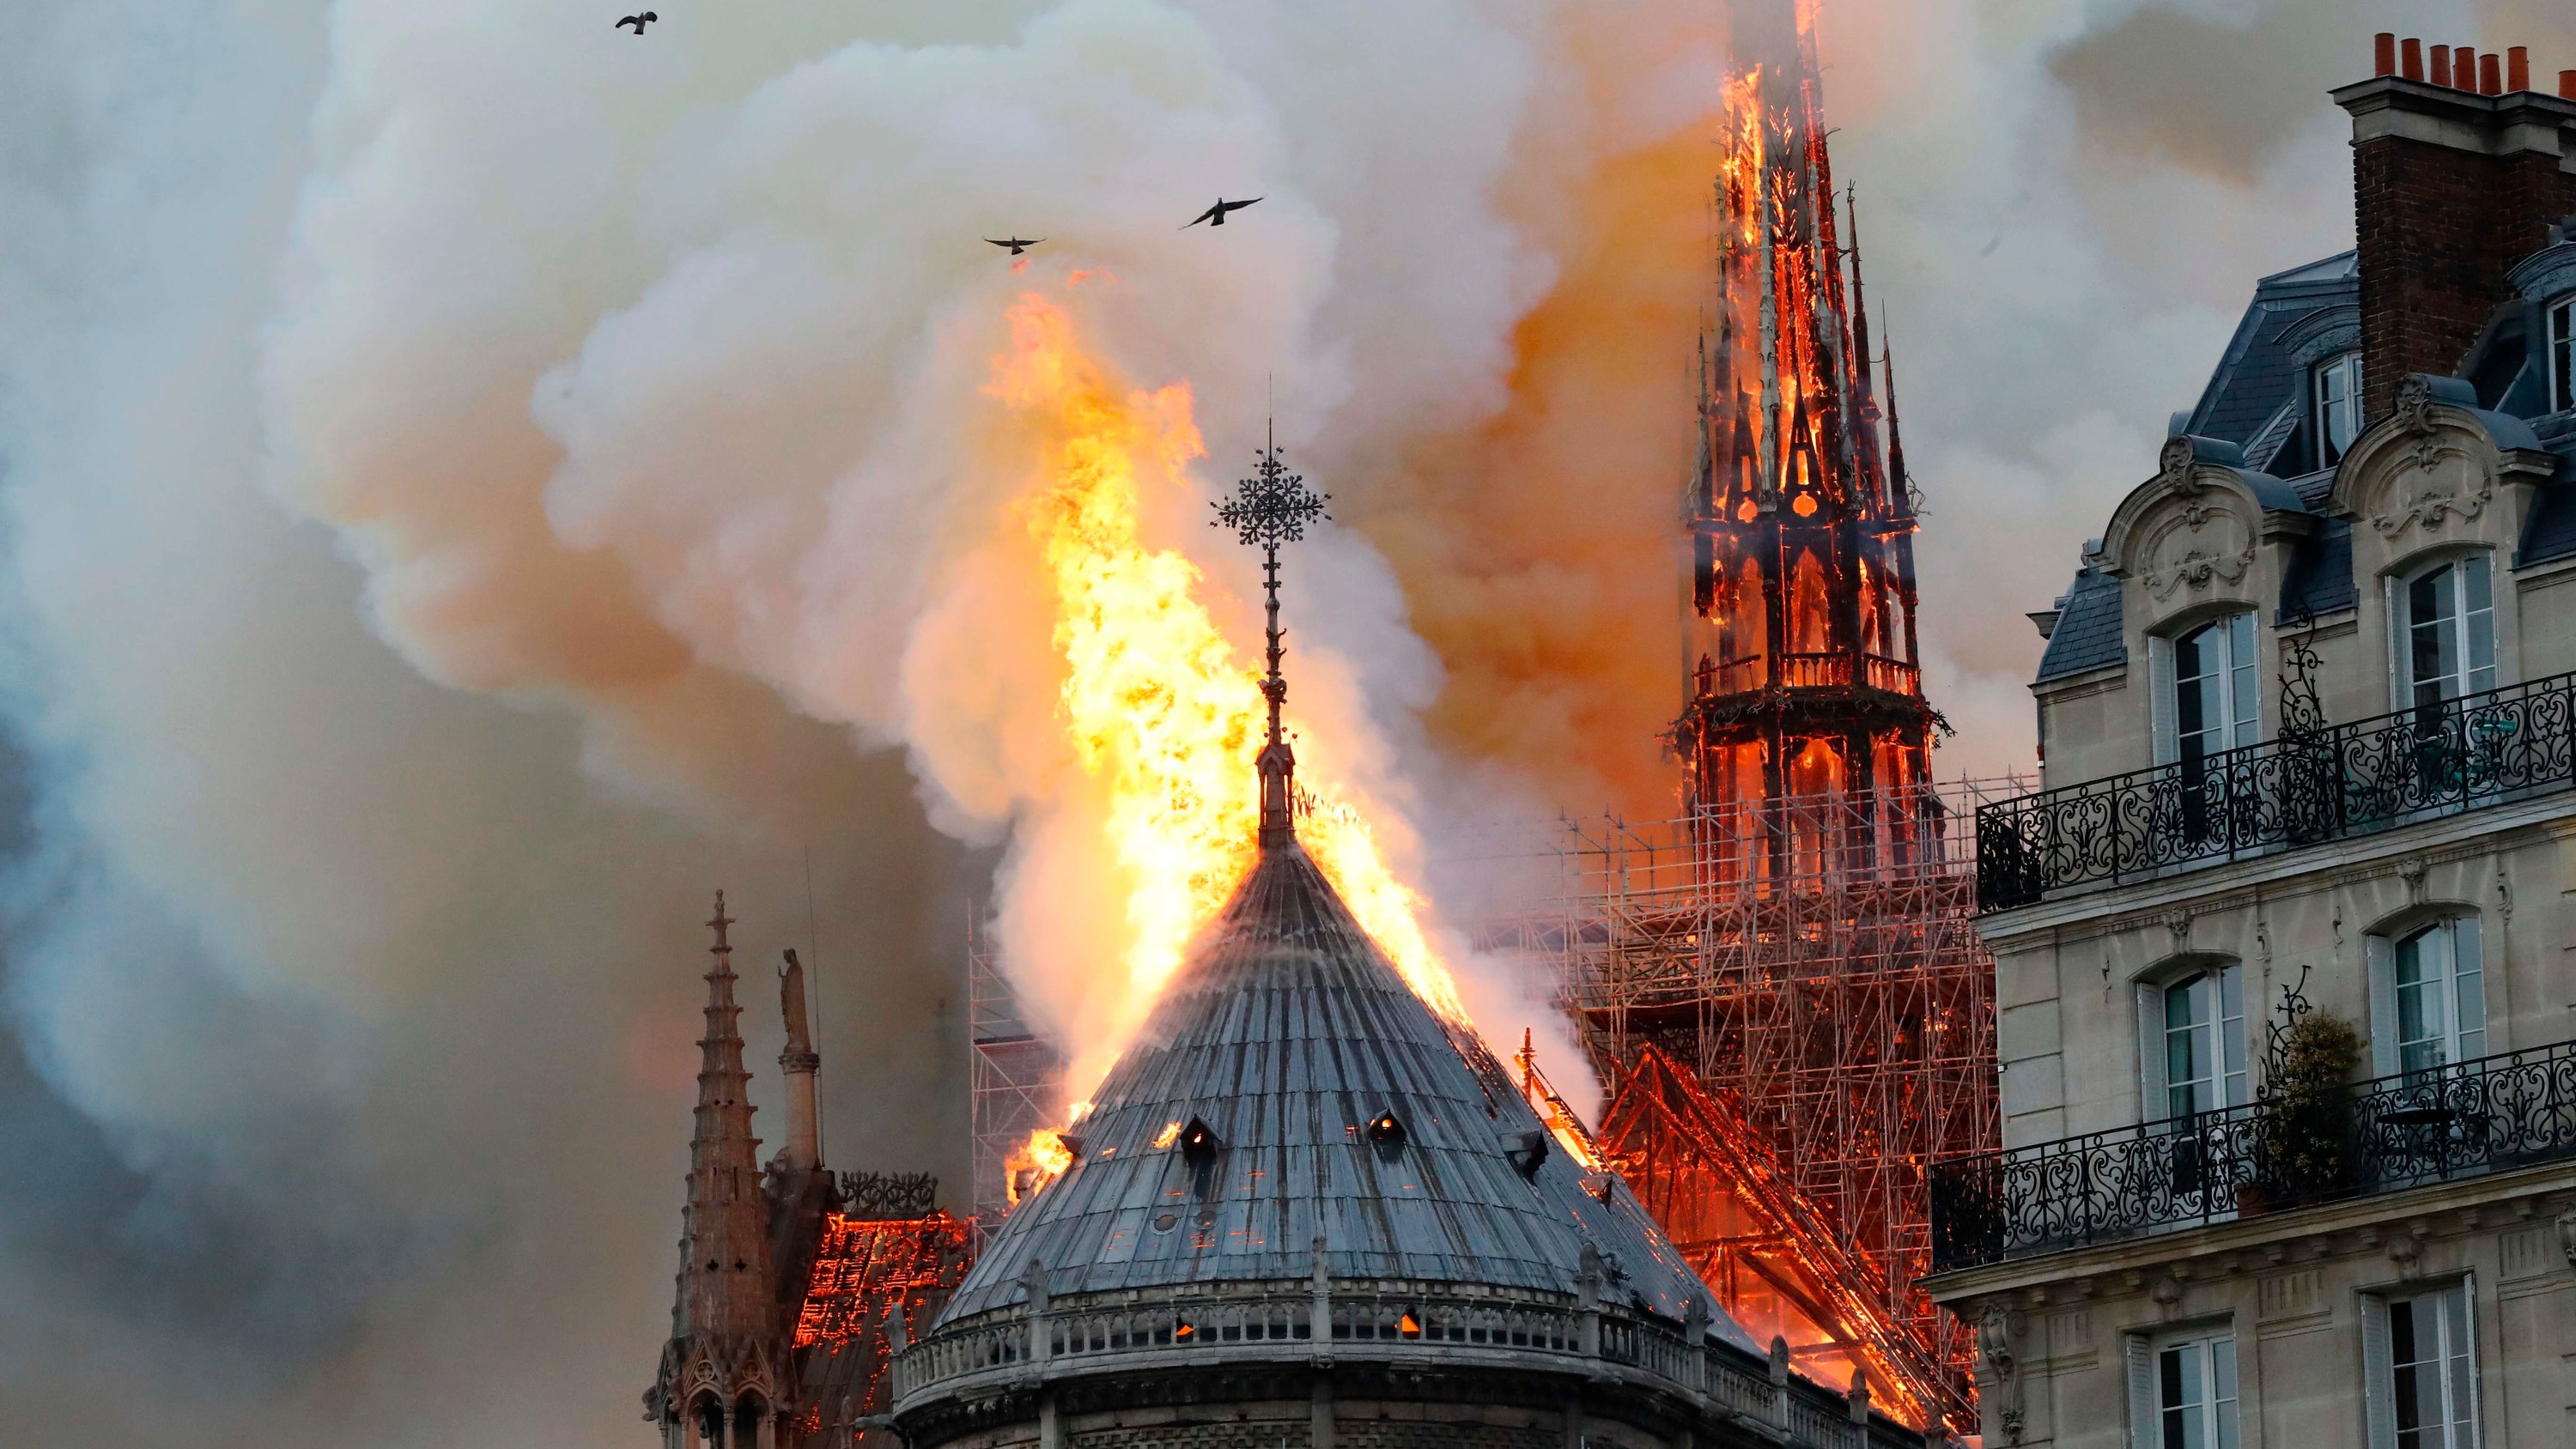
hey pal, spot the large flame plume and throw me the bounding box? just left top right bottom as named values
left=989, top=293, right=1469, bottom=1174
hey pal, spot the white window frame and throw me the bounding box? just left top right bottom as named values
left=2387, top=554, right=2496, bottom=712
left=2136, top=961, right=2247, bottom=1121
left=2150, top=612, right=2260, bottom=767
left=2315, top=350, right=2364, bottom=467
left=2127, top=1328, right=2240, bottom=1449
left=2366, top=917, right=2488, bottom=1079
left=2362, top=1279, right=2481, bottom=1449
left=2549, top=294, right=2573, bottom=415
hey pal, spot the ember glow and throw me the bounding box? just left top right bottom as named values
left=987, top=292, right=1473, bottom=1147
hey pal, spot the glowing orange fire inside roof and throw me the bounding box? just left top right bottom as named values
left=986, top=293, right=1474, bottom=1193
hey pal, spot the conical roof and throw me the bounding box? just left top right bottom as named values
left=937, top=841, right=1757, bottom=1354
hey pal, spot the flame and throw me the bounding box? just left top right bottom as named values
left=985, top=292, right=1473, bottom=1186
left=1151, top=1119, right=1182, bottom=1150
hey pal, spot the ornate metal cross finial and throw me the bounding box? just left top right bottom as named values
left=1212, top=421, right=1330, bottom=850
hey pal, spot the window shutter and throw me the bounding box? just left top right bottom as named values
left=2384, top=575, right=2405, bottom=712
left=2149, top=634, right=2178, bottom=767
left=2125, top=1333, right=2158, bottom=1449
left=2366, top=934, right=2400, bottom=1078
left=2452, top=916, right=2487, bottom=1061
left=2136, top=981, right=2169, bottom=1121
left=2219, top=961, right=2249, bottom=1107
left=2360, top=1295, right=2395, bottom=1449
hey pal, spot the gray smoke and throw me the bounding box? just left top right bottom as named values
left=2, top=1, right=2568, bottom=1446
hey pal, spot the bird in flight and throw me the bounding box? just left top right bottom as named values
left=985, top=237, right=1044, bottom=256
left=616, top=11, right=657, bottom=33
left=1183, top=197, right=1262, bottom=228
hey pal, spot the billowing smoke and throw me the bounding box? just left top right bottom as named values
left=3, top=0, right=2569, bottom=1445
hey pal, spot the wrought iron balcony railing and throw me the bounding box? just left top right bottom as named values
left=1977, top=669, right=2576, bottom=910
left=1928, top=1039, right=2576, bottom=1271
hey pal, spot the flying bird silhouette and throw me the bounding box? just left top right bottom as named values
left=616, top=11, right=657, bottom=33
left=985, top=237, right=1045, bottom=256
left=1183, top=197, right=1262, bottom=228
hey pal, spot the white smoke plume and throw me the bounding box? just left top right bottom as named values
left=3, top=0, right=2569, bottom=1445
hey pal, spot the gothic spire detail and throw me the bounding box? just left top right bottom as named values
left=1213, top=421, right=1329, bottom=852
left=649, top=890, right=792, bottom=1435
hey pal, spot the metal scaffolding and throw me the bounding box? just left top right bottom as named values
left=1469, top=776, right=2026, bottom=1429
left=967, top=911, right=1060, bottom=1231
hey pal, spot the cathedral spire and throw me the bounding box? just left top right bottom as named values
left=1214, top=421, right=1329, bottom=852
left=650, top=891, right=792, bottom=1443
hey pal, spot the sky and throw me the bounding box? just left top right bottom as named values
left=0, top=1, right=2568, bottom=1444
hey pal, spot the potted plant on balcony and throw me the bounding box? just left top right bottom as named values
left=2246, top=979, right=2363, bottom=1212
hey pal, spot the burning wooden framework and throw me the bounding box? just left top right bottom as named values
left=1474, top=781, right=2012, bottom=1434
left=789, top=1209, right=977, bottom=1447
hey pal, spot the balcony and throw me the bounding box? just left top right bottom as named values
left=1692, top=652, right=1921, bottom=698
left=1977, top=669, right=2576, bottom=911
left=1927, top=1039, right=2576, bottom=1271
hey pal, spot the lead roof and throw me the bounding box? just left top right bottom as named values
left=934, top=838, right=1755, bottom=1351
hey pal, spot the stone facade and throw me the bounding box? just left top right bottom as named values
left=1932, top=41, right=2576, bottom=1449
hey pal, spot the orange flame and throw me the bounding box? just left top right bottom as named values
left=985, top=292, right=1473, bottom=1191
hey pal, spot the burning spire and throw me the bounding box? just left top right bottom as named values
left=1680, top=0, right=1936, bottom=835
left=1212, top=423, right=1330, bottom=852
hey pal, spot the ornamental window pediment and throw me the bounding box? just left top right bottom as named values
left=2102, top=441, right=2271, bottom=623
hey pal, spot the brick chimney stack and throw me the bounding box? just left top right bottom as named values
left=2341, top=34, right=2576, bottom=422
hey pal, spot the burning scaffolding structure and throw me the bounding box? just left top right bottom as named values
left=1473, top=781, right=2019, bottom=1432
left=1476, top=3, right=2009, bottom=1431
left=967, top=912, right=1062, bottom=1228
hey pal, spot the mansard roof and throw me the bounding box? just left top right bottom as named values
left=935, top=839, right=1753, bottom=1349
left=2033, top=242, right=2576, bottom=687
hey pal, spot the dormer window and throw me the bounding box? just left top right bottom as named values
left=2549, top=294, right=2573, bottom=413
left=2313, top=350, right=2363, bottom=466
left=2393, top=554, right=2495, bottom=710
left=2151, top=612, right=2258, bottom=767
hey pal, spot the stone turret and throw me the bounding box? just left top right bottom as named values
left=648, top=894, right=795, bottom=1449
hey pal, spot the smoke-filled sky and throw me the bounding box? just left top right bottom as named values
left=2, top=0, right=2568, bottom=1443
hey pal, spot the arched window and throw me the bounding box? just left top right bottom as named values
left=2549, top=294, right=2573, bottom=414
left=2392, top=554, right=2495, bottom=710
left=2138, top=961, right=2246, bottom=1119
left=2368, top=916, right=2486, bottom=1078
left=2151, top=612, right=2258, bottom=767
left=2313, top=350, right=2363, bottom=467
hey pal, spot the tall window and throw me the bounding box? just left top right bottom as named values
left=2155, top=613, right=2259, bottom=767
left=2316, top=350, right=2363, bottom=467
left=2366, top=1282, right=2479, bottom=1449
left=2371, top=918, right=2487, bottom=1077
left=2130, top=1333, right=2239, bottom=1449
left=2394, top=555, right=2496, bottom=711
left=2549, top=295, right=2573, bottom=415
left=2140, top=963, right=2246, bottom=1119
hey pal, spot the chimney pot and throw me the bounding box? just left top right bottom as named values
left=2455, top=46, right=2476, bottom=89
left=2561, top=70, right=2576, bottom=100
left=2431, top=45, right=2452, bottom=88
left=2375, top=33, right=2397, bottom=78
left=2402, top=38, right=2424, bottom=82
left=2507, top=46, right=2530, bottom=94
left=2480, top=52, right=2502, bottom=95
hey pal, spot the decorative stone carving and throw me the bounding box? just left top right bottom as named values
left=1977, top=1302, right=2020, bottom=1384
left=2144, top=543, right=2257, bottom=601
left=2150, top=1274, right=2183, bottom=1319
left=2555, top=1209, right=2576, bottom=1271
left=2156, top=435, right=2196, bottom=492
left=2397, top=855, right=2429, bottom=905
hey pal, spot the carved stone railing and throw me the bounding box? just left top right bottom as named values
left=890, top=1276, right=1894, bottom=1446
left=1929, top=1038, right=2576, bottom=1271
left=1692, top=652, right=1920, bottom=699
left=1977, top=670, right=2576, bottom=910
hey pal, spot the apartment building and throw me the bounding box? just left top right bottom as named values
left=1924, top=37, right=2576, bottom=1449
